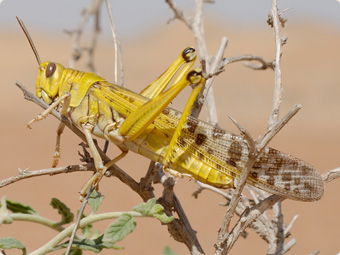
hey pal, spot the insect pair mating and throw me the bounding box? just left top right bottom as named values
left=17, top=17, right=323, bottom=201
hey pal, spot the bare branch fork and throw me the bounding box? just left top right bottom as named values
left=215, top=0, right=295, bottom=253
left=165, top=0, right=300, bottom=254
left=65, top=0, right=104, bottom=72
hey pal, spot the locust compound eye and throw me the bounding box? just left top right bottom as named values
left=182, top=47, right=196, bottom=62
left=45, top=62, right=56, bottom=78
left=187, top=70, right=203, bottom=84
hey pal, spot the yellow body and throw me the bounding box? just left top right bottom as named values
left=35, top=48, right=323, bottom=201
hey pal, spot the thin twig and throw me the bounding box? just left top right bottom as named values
left=272, top=201, right=284, bottom=254
left=86, top=6, right=101, bottom=72
left=281, top=238, right=296, bottom=254
left=217, top=118, right=257, bottom=244
left=165, top=0, right=223, bottom=124
left=223, top=55, right=274, bottom=70
left=200, top=37, right=228, bottom=124
left=66, top=0, right=103, bottom=71
left=0, top=164, right=94, bottom=188
left=193, top=182, right=281, bottom=248
left=64, top=187, right=94, bottom=255
left=165, top=0, right=192, bottom=27
left=104, top=0, right=124, bottom=85
left=268, top=0, right=284, bottom=127
left=322, top=167, right=340, bottom=183
left=160, top=172, right=204, bottom=254
left=308, top=251, right=320, bottom=255
left=284, top=215, right=298, bottom=239
left=30, top=211, right=144, bottom=255
left=193, top=181, right=231, bottom=199
left=263, top=1, right=289, bottom=254
left=220, top=195, right=283, bottom=255
left=256, top=104, right=301, bottom=152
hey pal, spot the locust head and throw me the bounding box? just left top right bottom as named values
left=36, top=62, right=65, bottom=104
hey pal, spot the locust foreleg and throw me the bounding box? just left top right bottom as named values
left=52, top=94, right=71, bottom=167
left=27, top=93, right=70, bottom=129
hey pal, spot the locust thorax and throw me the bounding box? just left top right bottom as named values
left=36, top=62, right=65, bottom=104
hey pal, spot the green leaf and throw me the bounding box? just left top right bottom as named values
left=81, top=223, right=93, bottom=237
left=69, top=248, right=82, bottom=255
left=103, top=214, right=136, bottom=243
left=57, top=236, right=121, bottom=253
left=5, top=199, right=36, bottom=214
left=133, top=198, right=157, bottom=215
left=0, top=237, right=26, bottom=254
left=163, top=246, right=180, bottom=255
left=81, top=223, right=101, bottom=239
left=50, top=198, right=74, bottom=225
left=88, top=190, right=104, bottom=213
left=133, top=198, right=174, bottom=224
left=153, top=213, right=174, bottom=224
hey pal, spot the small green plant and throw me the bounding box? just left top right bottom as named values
left=0, top=194, right=173, bottom=254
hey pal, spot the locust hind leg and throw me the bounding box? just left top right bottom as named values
left=140, top=47, right=196, bottom=99
left=119, top=68, right=204, bottom=141
left=162, top=71, right=205, bottom=179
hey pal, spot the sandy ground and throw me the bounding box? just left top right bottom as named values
left=0, top=20, right=339, bottom=254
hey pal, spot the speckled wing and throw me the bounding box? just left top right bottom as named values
left=160, top=109, right=324, bottom=201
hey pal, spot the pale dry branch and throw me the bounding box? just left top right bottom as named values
left=216, top=108, right=299, bottom=253
left=284, top=214, right=299, bottom=238
left=165, top=0, right=224, bottom=124
left=272, top=201, right=285, bottom=254
left=268, top=0, right=285, bottom=127
left=64, top=187, right=95, bottom=255
left=308, top=251, right=320, bottom=255
left=165, top=0, right=192, bottom=28
left=104, top=0, right=124, bottom=85
left=223, top=55, right=274, bottom=70
left=322, top=167, right=340, bottom=183
left=261, top=1, right=291, bottom=253
left=256, top=104, right=301, bottom=152
left=281, top=238, right=296, bottom=254
left=215, top=0, right=302, bottom=253
left=165, top=1, right=302, bottom=254
left=193, top=181, right=231, bottom=199
left=194, top=182, right=283, bottom=248
left=217, top=130, right=256, bottom=249
left=65, top=0, right=103, bottom=71
left=0, top=164, right=94, bottom=188
left=218, top=195, right=283, bottom=255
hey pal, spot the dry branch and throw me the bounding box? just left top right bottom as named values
left=223, top=55, right=274, bottom=70
left=322, top=167, right=340, bottom=183
left=0, top=164, right=94, bottom=188
left=65, top=0, right=103, bottom=71
left=104, top=0, right=124, bottom=85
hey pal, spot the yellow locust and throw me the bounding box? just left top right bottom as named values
left=19, top=18, right=323, bottom=202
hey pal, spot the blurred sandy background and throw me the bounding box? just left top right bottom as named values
left=0, top=1, right=340, bottom=254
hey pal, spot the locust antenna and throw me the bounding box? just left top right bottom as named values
left=16, top=16, right=41, bottom=65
